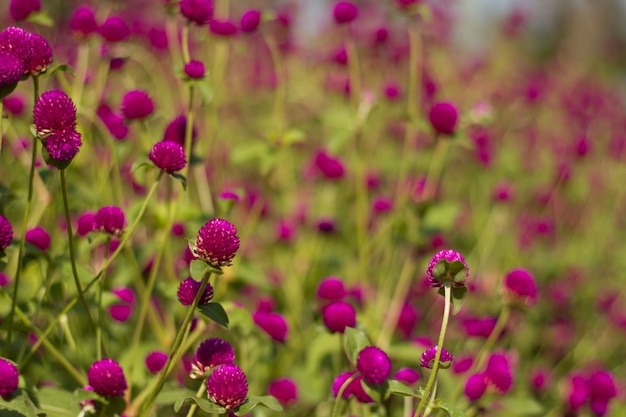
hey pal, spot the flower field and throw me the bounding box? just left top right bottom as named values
left=0, top=1, right=625, bottom=416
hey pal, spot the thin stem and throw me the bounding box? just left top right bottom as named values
left=182, top=85, right=195, bottom=183
left=422, top=135, right=450, bottom=202
left=181, top=24, right=191, bottom=65
left=474, top=305, right=510, bottom=371
left=137, top=272, right=213, bottom=417
left=185, top=383, right=207, bottom=417
left=96, top=237, right=111, bottom=360
left=331, top=372, right=359, bottom=417
left=414, top=284, right=452, bottom=417
left=0, top=100, right=3, bottom=154
left=345, top=30, right=362, bottom=109
left=60, top=169, right=98, bottom=331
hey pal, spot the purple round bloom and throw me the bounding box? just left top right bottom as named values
left=503, top=268, right=537, bottom=305
left=24, top=33, right=52, bottom=76
left=98, top=16, right=131, bottom=43
left=25, top=226, right=50, bottom=251
left=77, top=211, right=96, bottom=236
left=112, top=287, right=135, bottom=305
left=316, top=277, right=347, bottom=301
left=357, top=346, right=392, bottom=385
left=428, top=102, right=458, bottom=136
left=3, top=94, right=25, bottom=115
left=10, top=0, right=41, bottom=21
left=484, top=352, right=513, bottom=393
left=180, top=0, right=214, bottom=26
left=464, top=373, right=487, bottom=401
left=184, top=60, right=205, bottom=79
left=0, top=358, right=19, bottom=396
left=206, top=364, right=248, bottom=409
left=590, top=398, right=609, bottom=417
left=0, top=52, right=24, bottom=92
left=121, top=90, right=154, bottom=121
left=420, top=346, right=454, bottom=369
left=145, top=351, right=168, bottom=374
left=0, top=215, right=13, bottom=251
left=87, top=358, right=127, bottom=397
left=149, top=141, right=187, bottom=173
left=567, top=373, right=590, bottom=411
left=192, top=338, right=236, bottom=377
left=253, top=311, right=288, bottom=343
left=322, top=300, right=356, bottom=333
left=193, top=218, right=240, bottom=268
left=333, top=1, right=358, bottom=24
left=0, top=272, right=11, bottom=287
left=93, top=206, right=127, bottom=236
left=393, top=368, right=421, bottom=386
left=240, top=9, right=261, bottom=33
left=177, top=277, right=214, bottom=306
left=268, top=378, right=298, bottom=406
left=426, top=249, right=469, bottom=287
left=332, top=371, right=354, bottom=399
left=210, top=19, right=238, bottom=37
left=70, top=6, right=98, bottom=38
left=0, top=27, right=33, bottom=76
left=588, top=370, right=617, bottom=402
left=163, top=115, right=196, bottom=146
left=314, top=150, right=345, bottom=180
left=33, top=90, right=82, bottom=162
left=108, top=304, right=131, bottom=322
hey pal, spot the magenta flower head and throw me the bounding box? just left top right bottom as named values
left=210, top=19, right=238, bottom=37
left=428, top=102, right=458, bottom=136
left=193, top=218, right=240, bottom=268
left=253, top=311, right=289, bottom=343
left=34, top=90, right=82, bottom=163
left=240, top=9, right=261, bottom=33
left=180, top=0, right=214, bottom=26
left=0, top=27, right=33, bottom=76
left=24, top=33, right=52, bottom=76
left=70, top=6, right=98, bottom=38
left=566, top=373, right=589, bottom=412
left=206, top=364, right=248, bottom=409
left=420, top=346, right=454, bottom=369
left=184, top=60, right=205, bottom=79
left=464, top=373, right=487, bottom=401
left=316, top=276, right=347, bottom=301
left=0, top=358, right=19, bottom=396
left=87, top=358, right=127, bottom=397
left=77, top=211, right=96, bottom=236
left=314, top=150, right=345, bottom=180
left=121, top=90, right=154, bottom=121
left=177, top=277, right=214, bottom=306
left=145, top=351, right=168, bottom=374
left=0, top=52, right=24, bottom=95
left=191, top=338, right=236, bottom=378
left=588, top=370, right=617, bottom=404
left=268, top=378, right=298, bottom=406
left=25, top=226, right=50, bottom=251
left=0, top=215, right=13, bottom=252
left=333, top=1, right=358, bottom=24
left=93, top=206, right=127, bottom=236
left=10, top=0, right=41, bottom=21
left=149, top=141, right=187, bottom=173
left=426, top=249, right=469, bottom=288
left=98, top=16, right=131, bottom=43
left=484, top=352, right=513, bottom=393
left=163, top=115, right=197, bottom=146
left=393, top=368, right=421, bottom=386
left=503, top=268, right=537, bottom=306
left=322, top=300, right=356, bottom=333
left=357, top=346, right=392, bottom=384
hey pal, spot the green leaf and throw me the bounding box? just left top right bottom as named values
left=234, top=395, right=283, bottom=415
left=0, top=389, right=45, bottom=417
left=26, top=11, right=54, bottom=27
left=433, top=398, right=467, bottom=417
left=130, top=161, right=155, bottom=174
left=280, top=129, right=306, bottom=146
left=360, top=380, right=390, bottom=403
left=173, top=396, right=227, bottom=414
left=189, top=260, right=208, bottom=280
left=47, top=64, right=75, bottom=77
left=343, top=327, right=370, bottom=365
left=169, top=172, right=187, bottom=190
left=155, top=388, right=197, bottom=406
left=451, top=286, right=468, bottom=315
left=387, top=380, right=420, bottom=398
left=198, top=302, right=229, bottom=328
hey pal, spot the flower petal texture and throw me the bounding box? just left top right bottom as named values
left=206, top=364, right=248, bottom=409
left=33, top=90, right=82, bottom=161
left=149, top=141, right=187, bottom=173
left=193, top=218, right=240, bottom=268
left=356, top=346, right=392, bottom=384
left=87, top=358, right=127, bottom=397
left=0, top=358, right=19, bottom=396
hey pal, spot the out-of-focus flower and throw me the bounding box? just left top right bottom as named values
left=484, top=352, right=513, bottom=393
left=240, top=9, right=261, bottom=33
left=316, top=277, right=347, bottom=302
left=0, top=215, right=14, bottom=251
left=253, top=311, right=288, bottom=342
left=121, top=90, right=154, bottom=120
left=10, top=0, right=41, bottom=21
left=70, top=6, right=98, bottom=38
left=25, top=226, right=50, bottom=251
left=98, top=16, right=131, bottom=43
left=93, top=206, right=127, bottom=236
left=180, top=0, right=214, bottom=26
left=322, top=300, right=356, bottom=333
left=267, top=378, right=298, bottom=406
left=428, top=102, right=458, bottom=136
left=333, top=1, right=358, bottom=24
left=503, top=268, right=537, bottom=305
left=184, top=60, right=205, bottom=79
left=145, top=351, right=167, bottom=374
left=210, top=19, right=238, bottom=36
left=393, top=368, right=421, bottom=386
left=464, top=373, right=487, bottom=401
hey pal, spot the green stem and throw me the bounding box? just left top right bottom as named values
left=182, top=85, right=195, bottom=183
left=137, top=272, right=213, bottom=417
left=345, top=31, right=362, bottom=108
left=181, top=23, right=191, bottom=65
left=185, top=383, right=207, bottom=417
left=414, top=284, right=452, bottom=417
left=422, top=135, right=450, bottom=202
left=60, top=169, right=98, bottom=331
left=331, top=372, right=359, bottom=417
left=96, top=237, right=111, bottom=360
left=0, top=100, right=3, bottom=154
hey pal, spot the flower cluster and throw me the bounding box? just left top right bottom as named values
left=33, top=90, right=82, bottom=162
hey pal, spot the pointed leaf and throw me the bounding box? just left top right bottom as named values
left=0, top=389, right=44, bottom=417
left=451, top=286, right=468, bottom=315
left=234, top=395, right=283, bottom=415
left=173, top=396, right=227, bottom=414
left=130, top=161, right=155, bottom=173
left=47, top=64, right=75, bottom=77
left=433, top=398, right=467, bottom=417
left=387, top=380, right=421, bottom=398
left=169, top=172, right=187, bottom=190
left=361, top=380, right=390, bottom=403
left=343, top=327, right=370, bottom=365
left=189, top=260, right=209, bottom=281
left=198, top=302, right=229, bottom=328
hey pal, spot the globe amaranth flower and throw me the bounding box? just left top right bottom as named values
left=206, top=364, right=248, bottom=409
left=93, top=206, right=127, bottom=236
left=464, top=373, right=487, bottom=401
left=420, top=346, right=454, bottom=369
left=484, top=352, right=513, bottom=393
left=428, top=102, right=458, bottom=136
left=163, top=115, right=197, bottom=146
left=149, top=140, right=187, bottom=173
left=180, top=0, right=214, bottom=25
left=0, top=358, right=19, bottom=396
left=77, top=211, right=96, bottom=236
left=25, top=226, right=50, bottom=251
left=121, top=90, right=154, bottom=121
left=87, top=358, right=127, bottom=397
left=145, top=351, right=168, bottom=374
left=316, top=276, right=347, bottom=302
left=426, top=249, right=469, bottom=287
left=10, top=0, right=41, bottom=22
left=0, top=52, right=24, bottom=95
left=191, top=338, right=236, bottom=378
left=268, top=378, right=298, bottom=406
left=193, top=218, right=240, bottom=268
left=0, top=27, right=33, bottom=75
left=253, top=311, right=288, bottom=343
left=23, top=32, right=52, bottom=76
left=3, top=94, right=25, bottom=115
left=70, top=6, right=98, bottom=38
left=331, top=371, right=372, bottom=403
left=314, top=150, right=345, bottom=179
left=503, top=268, right=537, bottom=305
left=357, top=346, right=392, bottom=385
left=393, top=368, right=421, bottom=386
left=322, top=300, right=356, bottom=333
left=333, top=1, right=358, bottom=24
left=33, top=90, right=82, bottom=162
left=0, top=215, right=14, bottom=251
left=98, top=16, right=130, bottom=43
left=184, top=60, right=205, bottom=79
left=240, top=9, right=261, bottom=33
left=177, top=277, right=214, bottom=306
left=210, top=19, right=238, bottom=36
